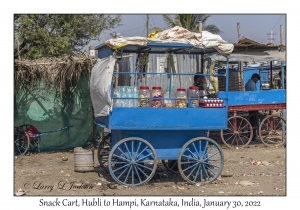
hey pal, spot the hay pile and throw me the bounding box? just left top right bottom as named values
left=14, top=52, right=98, bottom=94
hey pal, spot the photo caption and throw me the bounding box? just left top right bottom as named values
left=38, top=198, right=262, bottom=208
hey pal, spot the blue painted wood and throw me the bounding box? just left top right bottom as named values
left=110, top=130, right=207, bottom=160
left=219, top=89, right=286, bottom=106
left=155, top=149, right=181, bottom=160
left=96, top=44, right=113, bottom=59
left=115, top=42, right=217, bottom=54
left=107, top=108, right=228, bottom=130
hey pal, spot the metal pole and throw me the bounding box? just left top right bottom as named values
left=280, top=25, right=283, bottom=46
left=225, top=58, right=229, bottom=105
left=240, top=61, right=244, bottom=91
left=237, top=22, right=241, bottom=40
left=197, top=22, right=202, bottom=74
left=201, top=56, right=204, bottom=74
left=169, top=74, right=173, bottom=98
left=281, top=62, right=285, bottom=89
left=270, top=61, right=273, bottom=89
left=146, top=14, right=149, bottom=37
left=271, top=30, right=273, bottom=44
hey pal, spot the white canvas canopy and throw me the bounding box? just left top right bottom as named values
left=105, top=26, right=234, bottom=56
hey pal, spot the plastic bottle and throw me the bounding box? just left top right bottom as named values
left=133, top=86, right=139, bottom=107
left=127, top=86, right=133, bottom=107
left=113, top=86, right=121, bottom=107
left=164, top=88, right=175, bottom=108
left=187, top=86, right=199, bottom=108
left=175, top=88, right=187, bottom=108
left=151, top=86, right=163, bottom=107
left=120, top=86, right=128, bottom=107
left=138, top=86, right=150, bottom=107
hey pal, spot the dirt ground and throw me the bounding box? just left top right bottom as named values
left=14, top=133, right=286, bottom=197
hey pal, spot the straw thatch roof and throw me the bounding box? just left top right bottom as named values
left=234, top=36, right=285, bottom=52
left=14, top=52, right=98, bottom=94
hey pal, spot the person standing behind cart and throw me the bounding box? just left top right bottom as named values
left=194, top=73, right=207, bottom=97
left=194, top=72, right=217, bottom=98
left=245, top=73, right=260, bottom=91
left=245, top=73, right=261, bottom=140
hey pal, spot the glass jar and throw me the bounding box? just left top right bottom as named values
left=187, top=86, right=199, bottom=108
left=164, top=88, right=175, bottom=108
left=138, top=86, right=150, bottom=107
left=175, top=88, right=187, bottom=108
left=151, top=86, right=163, bottom=107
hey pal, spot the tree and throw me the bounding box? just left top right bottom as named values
left=14, top=14, right=122, bottom=59
left=162, top=14, right=222, bottom=34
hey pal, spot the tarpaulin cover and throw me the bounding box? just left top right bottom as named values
left=105, top=26, right=234, bottom=56
left=90, top=56, right=117, bottom=117
left=14, top=69, right=99, bottom=151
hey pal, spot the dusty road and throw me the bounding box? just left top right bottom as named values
left=14, top=139, right=286, bottom=197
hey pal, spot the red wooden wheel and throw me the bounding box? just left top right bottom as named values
left=14, top=130, right=30, bottom=156
left=259, top=115, right=286, bottom=146
left=220, top=116, right=253, bottom=148
left=17, top=124, right=39, bottom=141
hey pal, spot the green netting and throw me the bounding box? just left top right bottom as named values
left=14, top=69, right=102, bottom=152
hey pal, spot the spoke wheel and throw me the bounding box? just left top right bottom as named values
left=220, top=116, right=253, bottom=148
left=14, top=131, right=30, bottom=156
left=17, top=124, right=40, bottom=153
left=259, top=115, right=286, bottom=146
left=97, top=133, right=111, bottom=170
left=178, top=137, right=224, bottom=184
left=162, top=160, right=179, bottom=174
left=108, top=137, right=157, bottom=186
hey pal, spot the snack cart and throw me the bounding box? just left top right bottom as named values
left=90, top=28, right=233, bottom=186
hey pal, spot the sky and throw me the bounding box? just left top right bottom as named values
left=85, top=14, right=286, bottom=51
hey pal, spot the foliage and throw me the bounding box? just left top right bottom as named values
left=162, top=14, right=222, bottom=34
left=14, top=14, right=122, bottom=59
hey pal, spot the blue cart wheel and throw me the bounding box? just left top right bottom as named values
left=108, top=137, right=157, bottom=186
left=178, top=137, right=224, bottom=184
left=162, top=160, right=179, bottom=174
